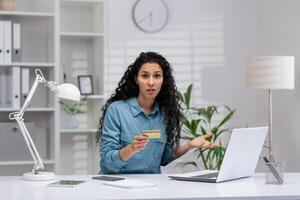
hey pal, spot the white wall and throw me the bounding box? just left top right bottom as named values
left=104, top=0, right=228, bottom=102
left=105, top=0, right=299, bottom=172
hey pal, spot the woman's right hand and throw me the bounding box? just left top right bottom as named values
left=120, top=134, right=148, bottom=161
left=130, top=134, right=149, bottom=153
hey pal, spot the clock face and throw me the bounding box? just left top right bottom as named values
left=132, top=0, right=169, bottom=33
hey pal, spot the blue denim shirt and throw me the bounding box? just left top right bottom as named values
left=100, top=97, right=174, bottom=174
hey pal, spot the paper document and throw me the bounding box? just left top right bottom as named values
left=103, top=179, right=157, bottom=189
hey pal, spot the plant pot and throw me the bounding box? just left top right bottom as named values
left=67, top=115, right=79, bottom=129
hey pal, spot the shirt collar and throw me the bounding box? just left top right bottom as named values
left=128, top=97, right=160, bottom=117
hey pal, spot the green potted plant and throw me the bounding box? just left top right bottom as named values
left=177, top=84, right=235, bottom=170
left=59, top=101, right=85, bottom=129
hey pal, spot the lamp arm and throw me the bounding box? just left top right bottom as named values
left=19, top=70, right=47, bottom=116
left=15, top=116, right=44, bottom=174
left=8, top=69, right=49, bottom=174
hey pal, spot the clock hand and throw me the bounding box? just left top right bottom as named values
left=150, top=12, right=153, bottom=26
left=138, top=12, right=152, bottom=24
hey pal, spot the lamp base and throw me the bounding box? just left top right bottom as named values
left=23, top=171, right=55, bottom=181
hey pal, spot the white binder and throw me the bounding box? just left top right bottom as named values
left=21, top=68, right=29, bottom=105
left=5, top=67, right=11, bottom=106
left=12, top=23, right=21, bottom=62
left=4, top=21, right=12, bottom=64
left=0, top=21, right=4, bottom=64
left=11, top=66, right=20, bottom=109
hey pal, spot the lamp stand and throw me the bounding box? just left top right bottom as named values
left=23, top=172, right=55, bottom=181
left=268, top=89, right=275, bottom=162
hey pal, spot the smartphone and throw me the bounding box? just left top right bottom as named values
left=92, top=175, right=125, bottom=181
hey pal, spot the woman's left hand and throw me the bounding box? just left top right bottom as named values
left=189, top=132, right=219, bottom=149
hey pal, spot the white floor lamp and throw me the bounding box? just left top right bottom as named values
left=246, top=56, right=294, bottom=161
left=9, top=69, right=81, bottom=181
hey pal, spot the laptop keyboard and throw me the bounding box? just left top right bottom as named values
left=192, top=172, right=219, bottom=179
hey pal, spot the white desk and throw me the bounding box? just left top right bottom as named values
left=0, top=173, right=300, bottom=200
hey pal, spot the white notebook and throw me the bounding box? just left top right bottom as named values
left=102, top=179, right=157, bottom=189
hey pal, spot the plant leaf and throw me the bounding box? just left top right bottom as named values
left=180, top=136, right=195, bottom=141
left=176, top=161, right=198, bottom=169
left=180, top=115, right=191, bottom=129
left=217, top=110, right=235, bottom=129
left=215, top=129, right=227, bottom=139
left=176, top=90, right=184, bottom=102
left=184, top=84, right=193, bottom=109
left=190, top=119, right=201, bottom=134
left=199, top=126, right=206, bottom=135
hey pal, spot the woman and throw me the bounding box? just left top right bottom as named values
left=97, top=52, right=218, bottom=174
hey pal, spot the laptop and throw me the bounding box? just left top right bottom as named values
left=169, top=127, right=268, bottom=183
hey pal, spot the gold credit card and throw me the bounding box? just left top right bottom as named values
left=143, top=130, right=161, bottom=139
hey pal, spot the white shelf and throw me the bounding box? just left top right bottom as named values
left=0, top=11, right=54, bottom=17
left=60, top=129, right=97, bottom=133
left=0, top=107, right=55, bottom=112
left=81, top=95, right=105, bottom=100
left=0, top=0, right=105, bottom=176
left=58, top=0, right=104, bottom=175
left=60, top=0, right=103, bottom=34
left=60, top=32, right=103, bottom=37
left=0, top=160, right=55, bottom=166
left=0, top=62, right=54, bottom=68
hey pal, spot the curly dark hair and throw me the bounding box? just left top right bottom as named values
left=97, top=52, right=181, bottom=149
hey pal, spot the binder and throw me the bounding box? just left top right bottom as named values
left=12, top=23, right=21, bottom=62
left=21, top=68, right=29, bottom=105
left=4, top=21, right=12, bottom=64
left=11, top=66, right=20, bottom=109
left=5, top=67, right=11, bottom=106
left=0, top=21, right=4, bottom=64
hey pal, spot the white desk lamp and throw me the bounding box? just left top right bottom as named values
left=9, top=69, right=80, bottom=181
left=246, top=56, right=294, bottom=161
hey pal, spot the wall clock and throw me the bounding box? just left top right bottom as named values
left=132, top=0, right=169, bottom=33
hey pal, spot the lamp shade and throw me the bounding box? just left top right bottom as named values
left=246, top=56, right=294, bottom=89
left=55, top=83, right=81, bottom=101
